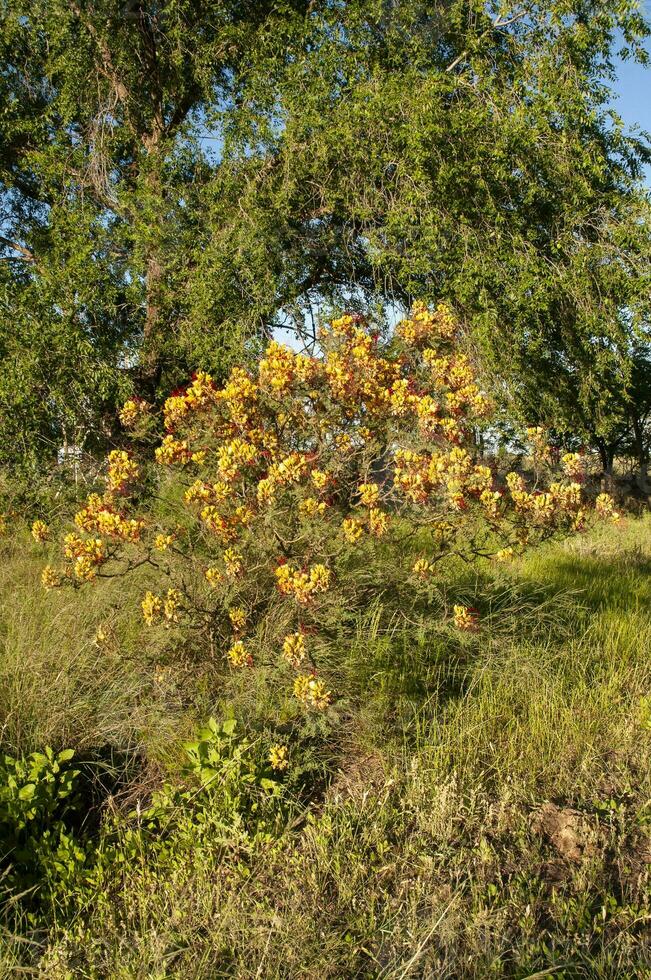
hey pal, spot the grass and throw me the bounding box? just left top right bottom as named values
left=0, top=517, right=650, bottom=977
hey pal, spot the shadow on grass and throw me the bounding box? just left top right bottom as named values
left=343, top=536, right=651, bottom=731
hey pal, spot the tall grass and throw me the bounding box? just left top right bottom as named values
left=0, top=518, right=649, bottom=976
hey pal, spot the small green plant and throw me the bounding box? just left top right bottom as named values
left=0, top=747, right=87, bottom=901
left=140, top=718, right=285, bottom=844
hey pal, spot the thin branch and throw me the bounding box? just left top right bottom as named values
left=0, top=235, right=35, bottom=262
left=446, top=8, right=527, bottom=73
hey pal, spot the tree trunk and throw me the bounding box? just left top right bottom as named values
left=631, top=417, right=650, bottom=497
left=596, top=438, right=615, bottom=492
left=140, top=252, right=163, bottom=397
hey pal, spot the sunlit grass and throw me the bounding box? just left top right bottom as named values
left=0, top=517, right=649, bottom=976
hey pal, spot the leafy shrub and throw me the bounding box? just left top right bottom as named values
left=0, top=747, right=87, bottom=902
left=138, top=717, right=286, bottom=843
left=39, top=304, right=620, bottom=709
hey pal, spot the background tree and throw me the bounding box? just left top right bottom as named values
left=1, top=0, right=650, bottom=482
left=198, top=0, right=650, bottom=471
left=0, top=0, right=310, bottom=472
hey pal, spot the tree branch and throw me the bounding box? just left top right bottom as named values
left=0, top=235, right=35, bottom=262
left=446, top=8, right=527, bottom=73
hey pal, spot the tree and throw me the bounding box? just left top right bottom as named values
left=0, top=0, right=310, bottom=470
left=39, top=305, right=621, bottom=708
left=1, top=0, right=650, bottom=476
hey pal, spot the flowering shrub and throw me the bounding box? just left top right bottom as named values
left=40, top=304, right=619, bottom=709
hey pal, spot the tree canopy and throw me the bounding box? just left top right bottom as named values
left=1, top=0, right=650, bottom=475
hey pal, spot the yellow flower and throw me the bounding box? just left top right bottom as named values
left=269, top=745, right=289, bottom=771
left=205, top=567, right=224, bottom=587
left=293, top=674, right=332, bottom=710
left=94, top=625, right=109, bottom=647
left=41, top=565, right=61, bottom=590
left=106, top=449, right=139, bottom=493
left=561, top=452, right=584, bottom=479
left=282, top=631, right=306, bottom=667
left=493, top=547, right=514, bottom=562
left=595, top=493, right=621, bottom=524
left=358, top=482, right=380, bottom=506
left=412, top=557, right=434, bottom=579
left=119, top=398, right=148, bottom=427
left=228, top=607, right=246, bottom=631
left=368, top=507, right=389, bottom=537
left=308, top=564, right=331, bottom=594
left=154, top=533, right=174, bottom=551
left=453, top=605, right=478, bottom=631
left=342, top=516, right=364, bottom=543
left=163, top=589, right=182, bottom=624
left=275, top=563, right=331, bottom=604
left=155, top=435, right=189, bottom=465
left=227, top=640, right=250, bottom=667
left=31, top=519, right=50, bottom=543
left=142, top=591, right=162, bottom=626
left=299, top=496, right=326, bottom=517
left=311, top=469, right=328, bottom=490
left=223, top=548, right=243, bottom=577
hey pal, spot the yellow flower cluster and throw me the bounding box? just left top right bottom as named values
left=493, top=547, right=515, bottom=562
left=63, top=533, right=107, bottom=581
left=526, top=426, right=553, bottom=464
left=41, top=565, right=62, bottom=589
left=413, top=557, right=435, bottom=579
left=31, top=519, right=49, bottom=543
left=282, top=631, right=307, bottom=667
left=227, top=640, right=251, bottom=667
left=223, top=548, right=243, bottom=577
left=119, top=398, right=149, bottom=428
left=155, top=435, right=190, bottom=465
left=216, top=438, right=258, bottom=482
left=453, top=605, right=478, bottom=631
left=75, top=494, right=144, bottom=541
left=299, top=496, right=326, bottom=517
left=342, top=516, right=364, bottom=543
left=185, top=480, right=232, bottom=504
left=595, top=493, right=621, bottom=523
left=275, top=562, right=331, bottom=604
left=397, top=302, right=457, bottom=345
left=293, top=674, right=332, bottom=710
left=154, top=533, right=175, bottom=551
left=394, top=447, right=494, bottom=511
left=106, top=450, right=139, bottom=494
left=311, top=469, right=328, bottom=490
left=142, top=589, right=182, bottom=626
left=257, top=452, right=310, bottom=502
left=163, top=372, right=218, bottom=431
left=228, top=607, right=246, bottom=631
left=561, top=452, right=584, bottom=479
left=368, top=507, right=389, bottom=536
left=269, top=744, right=289, bottom=771
left=259, top=341, right=296, bottom=392
left=358, top=482, right=380, bottom=506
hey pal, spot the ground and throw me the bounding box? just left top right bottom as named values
left=0, top=516, right=649, bottom=977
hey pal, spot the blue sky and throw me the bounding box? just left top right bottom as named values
left=612, top=39, right=651, bottom=184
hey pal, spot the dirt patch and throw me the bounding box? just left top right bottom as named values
left=531, top=801, right=598, bottom=865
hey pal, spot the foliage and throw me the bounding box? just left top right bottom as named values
left=1, top=1, right=650, bottom=474
left=0, top=747, right=87, bottom=900
left=140, top=717, right=286, bottom=842
left=39, top=305, right=620, bottom=712
left=1, top=516, right=650, bottom=975
left=0, top=0, right=312, bottom=472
